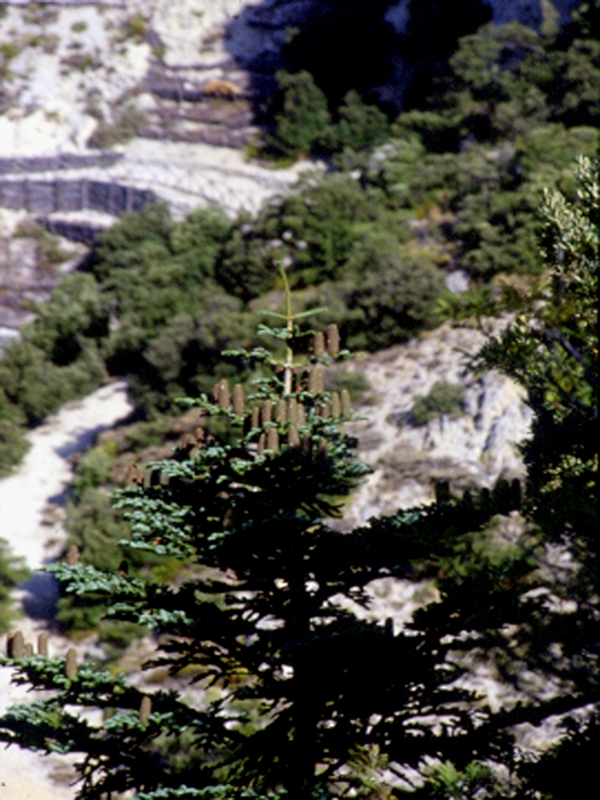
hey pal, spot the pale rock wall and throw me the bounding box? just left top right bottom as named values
left=345, top=322, right=533, bottom=523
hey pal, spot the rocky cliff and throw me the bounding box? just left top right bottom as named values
left=345, top=321, right=532, bottom=523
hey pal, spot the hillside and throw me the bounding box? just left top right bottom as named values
left=0, top=2, right=597, bottom=797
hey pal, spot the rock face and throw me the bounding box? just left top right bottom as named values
left=0, top=0, right=581, bottom=159
left=344, top=322, right=533, bottom=524
left=384, top=0, right=579, bottom=33
left=483, top=0, right=580, bottom=27
left=0, top=1, right=265, bottom=153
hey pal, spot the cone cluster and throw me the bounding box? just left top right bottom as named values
left=199, top=326, right=352, bottom=456
left=6, top=631, right=51, bottom=660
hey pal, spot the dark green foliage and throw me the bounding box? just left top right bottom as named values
left=364, top=121, right=596, bottom=281
left=396, top=0, right=493, bottom=109
left=0, top=338, right=105, bottom=427
left=90, top=202, right=174, bottom=283
left=270, top=70, right=333, bottom=157
left=426, top=156, right=599, bottom=797
left=221, top=174, right=379, bottom=297
left=0, top=391, right=29, bottom=478
left=0, top=540, right=29, bottom=634
left=220, top=193, right=444, bottom=352
left=71, top=445, right=116, bottom=501
left=422, top=760, right=494, bottom=799
left=125, top=292, right=255, bottom=417
left=1, top=161, right=598, bottom=797
left=340, top=230, right=446, bottom=348
left=333, top=90, right=391, bottom=154
left=169, top=207, right=231, bottom=281
left=476, top=156, right=598, bottom=547
left=411, top=381, right=466, bottom=426
left=411, top=16, right=599, bottom=144
left=444, top=22, right=550, bottom=139
left=280, top=0, right=397, bottom=111
left=27, top=272, right=109, bottom=365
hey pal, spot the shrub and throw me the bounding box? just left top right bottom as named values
left=269, top=70, right=333, bottom=156
left=411, top=380, right=466, bottom=426
left=220, top=173, right=380, bottom=298
left=0, top=392, right=29, bottom=478
left=333, top=89, right=390, bottom=154
left=0, top=41, right=19, bottom=60
left=71, top=445, right=116, bottom=500
left=0, top=540, right=28, bottom=634
left=26, top=272, right=109, bottom=365
left=88, top=104, right=146, bottom=148
left=325, top=366, right=370, bottom=400
left=0, top=340, right=105, bottom=427
left=341, top=230, right=446, bottom=349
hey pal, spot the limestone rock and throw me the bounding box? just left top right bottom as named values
left=344, top=322, right=533, bottom=523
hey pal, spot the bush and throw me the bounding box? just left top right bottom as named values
left=125, top=286, right=255, bottom=416
left=0, top=392, right=29, bottom=478
left=333, top=89, right=390, bottom=154
left=411, top=380, right=466, bottom=426
left=221, top=174, right=380, bottom=298
left=0, top=340, right=105, bottom=427
left=27, top=272, right=109, bottom=365
left=341, top=230, right=446, bottom=349
left=169, top=206, right=232, bottom=282
left=270, top=70, right=333, bottom=156
left=0, top=539, right=28, bottom=634
left=325, top=366, right=370, bottom=400
left=71, top=445, right=116, bottom=500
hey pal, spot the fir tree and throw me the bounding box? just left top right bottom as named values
left=0, top=158, right=596, bottom=798
left=0, top=267, right=523, bottom=797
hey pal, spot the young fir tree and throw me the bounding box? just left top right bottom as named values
left=0, top=158, right=595, bottom=799
left=0, top=254, right=529, bottom=798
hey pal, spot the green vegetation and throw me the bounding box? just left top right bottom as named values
left=0, top=7, right=597, bottom=481
left=0, top=541, right=28, bottom=634
left=0, top=4, right=597, bottom=691
left=0, top=158, right=596, bottom=796
left=0, top=41, right=19, bottom=60
left=87, top=103, right=147, bottom=147
left=269, top=70, right=333, bottom=157
left=111, top=12, right=149, bottom=46
left=14, top=218, right=71, bottom=272
left=411, top=380, right=466, bottom=426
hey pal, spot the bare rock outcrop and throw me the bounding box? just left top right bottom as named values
left=346, top=322, right=533, bottom=523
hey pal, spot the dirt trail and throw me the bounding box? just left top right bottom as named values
left=0, top=381, right=132, bottom=800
